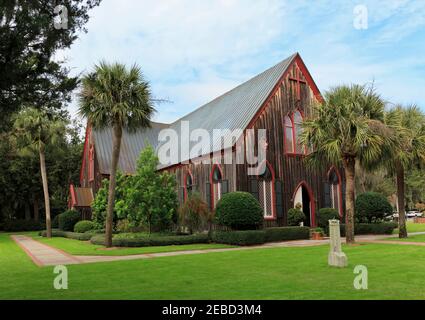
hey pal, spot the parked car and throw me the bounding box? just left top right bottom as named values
left=407, top=211, right=423, bottom=218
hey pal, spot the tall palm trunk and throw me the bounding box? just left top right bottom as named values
left=105, top=125, right=123, bottom=248
left=396, top=160, right=407, bottom=238
left=39, top=143, right=51, bottom=238
left=343, top=156, right=356, bottom=244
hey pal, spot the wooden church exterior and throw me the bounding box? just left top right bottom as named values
left=76, top=53, right=345, bottom=227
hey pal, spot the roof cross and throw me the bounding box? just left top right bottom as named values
left=289, top=67, right=306, bottom=101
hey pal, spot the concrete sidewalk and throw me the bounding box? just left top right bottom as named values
left=11, top=235, right=82, bottom=266
left=11, top=235, right=328, bottom=267
left=11, top=233, right=425, bottom=267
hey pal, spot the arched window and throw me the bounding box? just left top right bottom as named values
left=293, top=111, right=304, bottom=154
left=255, top=162, right=275, bottom=218
left=329, top=169, right=342, bottom=215
left=184, top=171, right=193, bottom=200
left=284, top=115, right=294, bottom=153
left=284, top=111, right=305, bottom=155
left=89, top=145, right=94, bottom=182
left=211, top=165, right=222, bottom=208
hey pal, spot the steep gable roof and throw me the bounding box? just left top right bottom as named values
left=93, top=53, right=299, bottom=175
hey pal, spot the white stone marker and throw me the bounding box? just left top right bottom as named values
left=328, top=219, right=348, bottom=268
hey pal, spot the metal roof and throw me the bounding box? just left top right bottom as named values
left=93, top=53, right=297, bottom=174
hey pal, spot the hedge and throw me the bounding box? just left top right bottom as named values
left=340, top=222, right=397, bottom=236
left=58, top=210, right=81, bottom=231
left=211, top=230, right=266, bottom=246
left=39, top=230, right=93, bottom=241
left=90, top=233, right=210, bottom=247
left=3, top=219, right=44, bottom=232
left=74, top=220, right=95, bottom=233
left=264, top=227, right=310, bottom=242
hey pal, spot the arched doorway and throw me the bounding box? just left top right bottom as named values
left=293, top=182, right=315, bottom=227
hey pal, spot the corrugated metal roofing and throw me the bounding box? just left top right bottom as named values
left=93, top=122, right=168, bottom=174
left=93, top=53, right=297, bottom=174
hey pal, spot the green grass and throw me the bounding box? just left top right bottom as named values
left=30, top=234, right=233, bottom=256
left=2, top=232, right=425, bottom=299
left=386, top=234, right=425, bottom=242
left=393, top=221, right=425, bottom=234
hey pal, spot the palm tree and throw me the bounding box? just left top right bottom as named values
left=383, top=105, right=425, bottom=238
left=13, top=108, right=66, bottom=238
left=300, top=84, right=387, bottom=244
left=78, top=62, right=155, bottom=247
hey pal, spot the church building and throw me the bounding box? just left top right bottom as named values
left=73, top=53, right=344, bottom=227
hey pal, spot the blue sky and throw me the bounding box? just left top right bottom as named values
left=61, top=0, right=425, bottom=123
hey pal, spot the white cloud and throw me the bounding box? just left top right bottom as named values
left=64, top=0, right=425, bottom=122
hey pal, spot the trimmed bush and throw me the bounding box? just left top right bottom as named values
left=58, top=210, right=80, bottom=231
left=74, top=220, right=95, bottom=233
left=264, top=227, right=310, bottom=242
left=356, top=192, right=393, bottom=223
left=3, top=219, right=43, bottom=232
left=215, top=192, right=263, bottom=230
left=39, top=230, right=93, bottom=241
left=340, top=222, right=397, bottom=236
left=317, top=208, right=340, bottom=234
left=211, top=230, right=266, bottom=246
left=90, top=233, right=209, bottom=247
left=287, top=208, right=306, bottom=226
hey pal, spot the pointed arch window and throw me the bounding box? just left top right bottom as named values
left=211, top=165, right=223, bottom=208
left=89, top=145, right=94, bottom=182
left=284, top=110, right=305, bottom=155
left=328, top=168, right=342, bottom=215
left=184, top=171, right=193, bottom=201
left=253, top=162, right=275, bottom=219
left=284, top=116, right=294, bottom=153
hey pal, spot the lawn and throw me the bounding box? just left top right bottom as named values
left=386, top=234, right=425, bottom=242
left=393, top=221, right=425, bottom=234
left=31, top=233, right=232, bottom=256
left=2, top=232, right=425, bottom=299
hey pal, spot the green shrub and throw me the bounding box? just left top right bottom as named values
left=287, top=208, right=306, bottom=226
left=90, top=233, right=209, bottom=247
left=3, top=219, right=43, bottom=232
left=179, top=192, right=210, bottom=234
left=39, top=230, right=93, bottom=241
left=58, top=210, right=81, bottom=231
left=215, top=192, right=263, bottom=230
left=264, top=227, right=310, bottom=242
left=52, top=215, right=60, bottom=228
left=74, top=220, right=95, bottom=233
left=317, top=208, right=340, bottom=234
left=340, top=222, right=397, bottom=236
left=211, top=230, right=266, bottom=246
left=356, top=192, right=393, bottom=223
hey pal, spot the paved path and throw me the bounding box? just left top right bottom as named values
left=11, top=232, right=425, bottom=267
left=11, top=235, right=82, bottom=267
